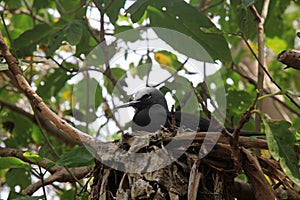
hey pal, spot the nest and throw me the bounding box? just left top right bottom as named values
left=89, top=130, right=299, bottom=200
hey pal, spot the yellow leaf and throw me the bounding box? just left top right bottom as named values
left=62, top=89, right=72, bottom=101
left=154, top=51, right=173, bottom=68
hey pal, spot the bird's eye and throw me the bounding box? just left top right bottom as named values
left=141, top=94, right=151, bottom=100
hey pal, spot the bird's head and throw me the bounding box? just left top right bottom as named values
left=116, top=87, right=169, bottom=111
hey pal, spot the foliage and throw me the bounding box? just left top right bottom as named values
left=0, top=0, right=299, bottom=199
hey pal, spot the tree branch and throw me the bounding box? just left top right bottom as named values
left=0, top=30, right=97, bottom=149
left=22, top=165, right=93, bottom=195
left=241, top=147, right=277, bottom=200
left=0, top=147, right=60, bottom=174
left=0, top=147, right=93, bottom=195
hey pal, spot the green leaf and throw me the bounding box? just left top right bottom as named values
left=264, top=1, right=291, bottom=38
left=76, top=25, right=97, bottom=56
left=241, top=0, right=255, bottom=8
left=8, top=193, right=44, bottom=200
left=95, top=84, right=103, bottom=109
left=60, top=189, right=76, bottom=200
left=127, top=0, right=231, bottom=62
left=144, top=0, right=231, bottom=63
left=56, top=146, right=95, bottom=167
left=36, top=69, right=72, bottom=100
left=0, top=157, right=29, bottom=170
left=3, top=113, right=32, bottom=148
left=227, top=90, right=253, bottom=115
left=31, top=125, right=44, bottom=145
left=33, top=0, right=53, bottom=11
left=65, top=20, right=83, bottom=45
left=263, top=119, right=300, bottom=186
left=126, top=0, right=149, bottom=23
left=106, top=0, right=126, bottom=24
left=6, top=0, right=22, bottom=9
left=6, top=168, right=31, bottom=189
left=136, top=58, right=151, bottom=79
left=14, top=24, right=51, bottom=56
left=11, top=14, right=33, bottom=38
left=115, top=27, right=141, bottom=42
left=47, top=33, right=65, bottom=56
left=57, top=0, right=82, bottom=17
left=85, top=43, right=117, bottom=67
left=46, top=20, right=84, bottom=56
left=104, top=68, right=127, bottom=94
left=23, top=152, right=42, bottom=164
left=72, top=76, right=102, bottom=122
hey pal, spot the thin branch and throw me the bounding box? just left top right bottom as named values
left=232, top=64, right=300, bottom=117
left=261, top=0, right=270, bottom=20
left=0, top=98, right=36, bottom=123
left=22, top=165, right=92, bottom=196
left=229, top=94, right=257, bottom=172
left=49, top=56, right=78, bottom=73
left=0, top=11, right=17, bottom=57
left=92, top=0, right=113, bottom=42
left=231, top=95, right=258, bottom=148
left=249, top=1, right=270, bottom=131
left=5, top=8, right=50, bottom=25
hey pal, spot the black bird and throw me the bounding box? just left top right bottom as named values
left=116, top=87, right=263, bottom=136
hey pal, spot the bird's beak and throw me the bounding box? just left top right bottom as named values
left=115, top=100, right=141, bottom=109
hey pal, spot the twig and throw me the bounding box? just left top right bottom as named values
left=188, top=158, right=201, bottom=200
